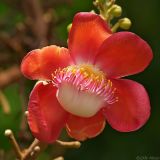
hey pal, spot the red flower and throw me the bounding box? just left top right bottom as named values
left=21, top=12, right=153, bottom=143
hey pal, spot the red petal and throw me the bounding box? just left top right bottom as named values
left=68, top=12, right=111, bottom=64
left=103, top=79, right=150, bottom=132
left=21, top=45, right=72, bottom=80
left=66, top=111, right=106, bottom=141
left=95, top=32, right=153, bottom=78
left=28, top=81, right=68, bottom=143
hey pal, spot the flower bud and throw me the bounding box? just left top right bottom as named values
left=112, top=5, right=122, bottom=17
left=67, top=23, right=72, bottom=32
left=119, top=18, right=132, bottom=30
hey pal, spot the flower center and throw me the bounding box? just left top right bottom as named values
left=52, top=64, right=118, bottom=117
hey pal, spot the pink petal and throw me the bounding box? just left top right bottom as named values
left=95, top=32, right=153, bottom=78
left=103, top=79, right=151, bottom=132
left=21, top=45, right=73, bottom=80
left=28, top=81, right=68, bottom=143
left=68, top=12, right=111, bottom=64
left=66, top=111, right=106, bottom=141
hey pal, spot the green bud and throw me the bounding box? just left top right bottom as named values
left=90, top=10, right=96, bottom=14
left=112, top=5, right=122, bottom=17
left=67, top=23, right=72, bottom=32
left=119, top=18, right=132, bottom=30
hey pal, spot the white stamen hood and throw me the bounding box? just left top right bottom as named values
left=56, top=83, right=104, bottom=117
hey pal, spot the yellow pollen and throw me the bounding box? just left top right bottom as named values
left=63, top=64, right=105, bottom=83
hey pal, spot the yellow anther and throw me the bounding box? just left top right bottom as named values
left=95, top=76, right=99, bottom=80
left=83, top=72, right=89, bottom=78
left=58, top=64, right=106, bottom=85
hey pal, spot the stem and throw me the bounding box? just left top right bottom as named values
left=4, top=130, right=23, bottom=160
left=111, top=21, right=120, bottom=32
left=5, top=129, right=81, bottom=160
left=55, top=140, right=81, bottom=149
left=23, top=139, right=47, bottom=160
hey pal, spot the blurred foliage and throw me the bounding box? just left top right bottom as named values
left=0, top=0, right=160, bottom=160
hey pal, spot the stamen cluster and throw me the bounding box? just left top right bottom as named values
left=52, top=65, right=118, bottom=104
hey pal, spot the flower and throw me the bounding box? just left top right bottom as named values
left=21, top=12, right=153, bottom=143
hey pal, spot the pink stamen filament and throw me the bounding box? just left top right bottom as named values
left=52, top=67, right=118, bottom=105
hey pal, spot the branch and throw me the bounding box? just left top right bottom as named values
left=0, top=32, right=24, bottom=55
left=0, top=66, right=21, bottom=89
left=0, top=90, right=11, bottom=114
left=43, top=0, right=72, bottom=9
left=23, top=0, right=49, bottom=47
left=0, top=53, right=11, bottom=64
left=22, top=138, right=47, bottom=160
left=4, top=129, right=81, bottom=160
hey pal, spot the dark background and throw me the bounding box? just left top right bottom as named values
left=0, top=0, right=159, bottom=159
